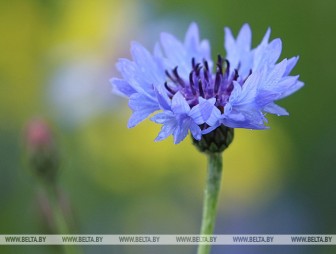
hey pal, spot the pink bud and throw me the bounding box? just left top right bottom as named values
left=25, top=118, right=53, bottom=151
left=24, top=118, right=59, bottom=183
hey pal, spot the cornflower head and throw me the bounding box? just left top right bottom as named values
left=110, top=23, right=303, bottom=147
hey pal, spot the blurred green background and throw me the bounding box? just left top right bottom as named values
left=1, top=0, right=335, bottom=253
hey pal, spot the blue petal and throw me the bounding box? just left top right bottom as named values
left=263, top=74, right=300, bottom=100
left=116, top=59, right=137, bottom=85
left=184, top=22, right=212, bottom=65
left=128, top=93, right=160, bottom=128
left=154, top=42, right=164, bottom=58
left=263, top=102, right=289, bottom=116
left=116, top=58, right=136, bottom=80
left=160, top=32, right=186, bottom=66
left=221, top=110, right=268, bottom=129
left=189, top=97, right=213, bottom=123
left=173, top=117, right=190, bottom=144
left=284, top=56, right=299, bottom=76
left=279, top=80, right=304, bottom=98
left=256, top=90, right=281, bottom=107
left=189, top=97, right=221, bottom=126
left=110, top=78, right=136, bottom=97
left=240, top=74, right=260, bottom=104
left=227, top=81, right=241, bottom=104
left=154, top=84, right=172, bottom=110
left=128, top=110, right=154, bottom=128
left=116, top=58, right=152, bottom=96
left=151, top=111, right=174, bottom=124
left=202, top=123, right=220, bottom=135
left=264, top=59, right=288, bottom=88
left=155, top=121, right=176, bottom=141
left=205, top=108, right=222, bottom=126
left=154, top=113, right=177, bottom=142
left=130, top=42, right=165, bottom=85
left=260, top=27, right=271, bottom=46
left=224, top=27, right=235, bottom=52
left=237, top=24, right=252, bottom=52
left=224, top=28, right=239, bottom=70
left=184, top=22, right=200, bottom=55
left=171, top=92, right=190, bottom=115
left=230, top=73, right=259, bottom=106
left=188, top=105, right=203, bottom=125
left=189, top=122, right=202, bottom=140
left=199, top=39, right=212, bottom=62
left=253, top=38, right=282, bottom=71
left=225, top=24, right=253, bottom=78
left=263, top=38, right=282, bottom=65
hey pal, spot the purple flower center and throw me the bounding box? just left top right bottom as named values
left=164, top=55, right=240, bottom=111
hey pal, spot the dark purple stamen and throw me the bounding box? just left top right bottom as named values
left=198, top=79, right=204, bottom=97
left=165, top=54, right=240, bottom=106
left=217, top=55, right=223, bottom=75
left=204, top=67, right=209, bottom=83
left=214, top=72, right=221, bottom=94
left=233, top=69, right=239, bottom=81
left=203, top=59, right=209, bottom=71
left=225, top=60, right=230, bottom=76
left=192, top=58, right=196, bottom=69
left=242, top=69, right=252, bottom=83
left=164, top=82, right=176, bottom=95
left=172, top=67, right=185, bottom=87
left=165, top=70, right=176, bottom=83
left=189, top=72, right=197, bottom=95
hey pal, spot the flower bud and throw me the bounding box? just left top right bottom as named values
left=192, top=125, right=234, bottom=154
left=24, top=118, right=59, bottom=183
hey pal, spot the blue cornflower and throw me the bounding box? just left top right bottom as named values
left=110, top=23, right=303, bottom=144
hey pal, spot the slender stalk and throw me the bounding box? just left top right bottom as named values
left=46, top=184, right=69, bottom=233
left=44, top=183, right=80, bottom=254
left=197, top=152, right=223, bottom=254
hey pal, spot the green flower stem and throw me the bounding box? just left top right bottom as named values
left=197, top=152, right=223, bottom=254
left=44, top=183, right=81, bottom=254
